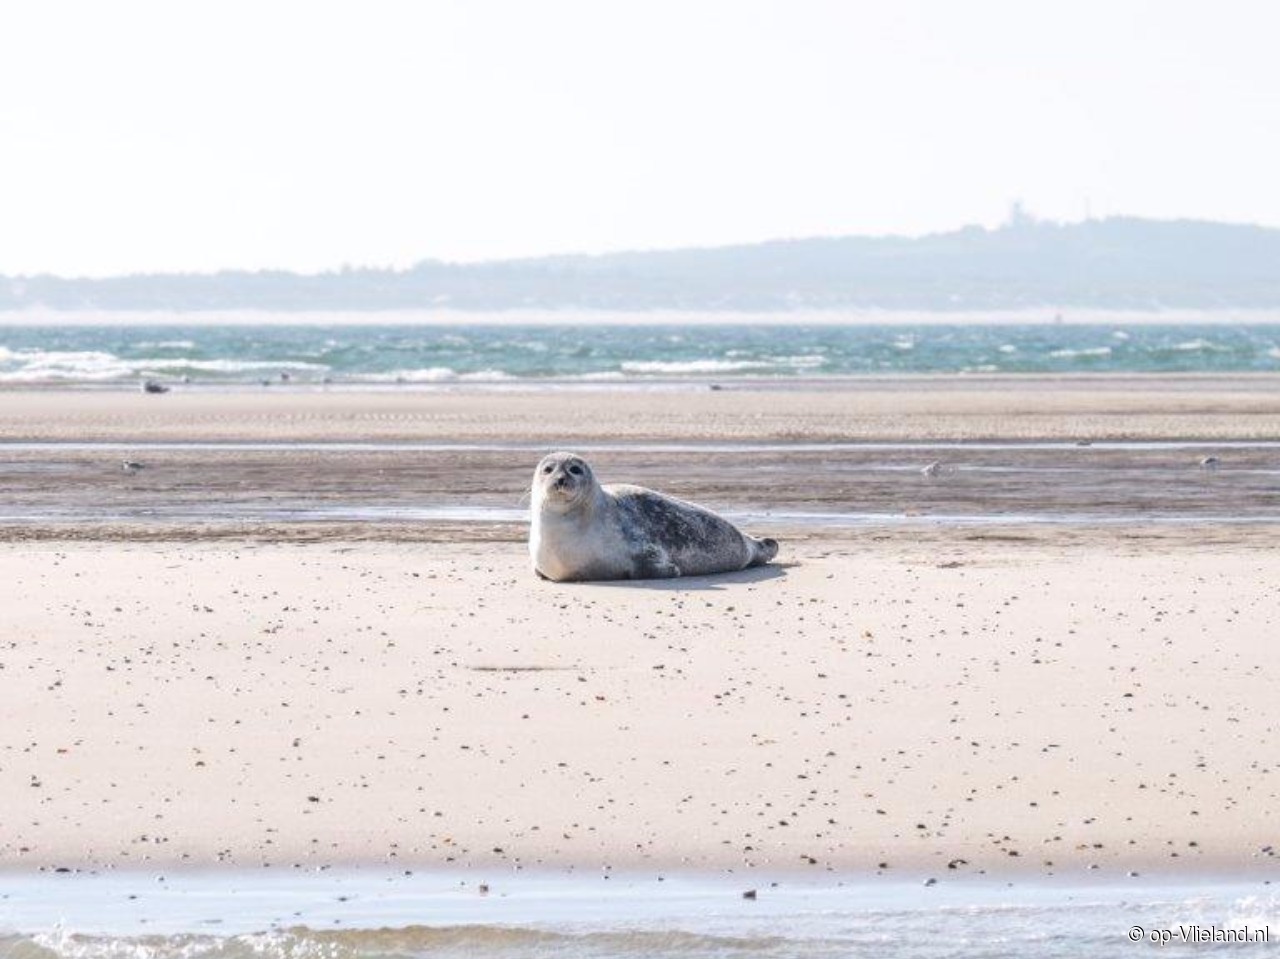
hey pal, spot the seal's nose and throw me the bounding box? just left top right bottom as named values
left=553, top=474, right=568, bottom=490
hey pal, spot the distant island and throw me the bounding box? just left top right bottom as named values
left=5, top=214, right=1280, bottom=312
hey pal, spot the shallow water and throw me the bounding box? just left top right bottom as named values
left=1, top=872, right=1276, bottom=958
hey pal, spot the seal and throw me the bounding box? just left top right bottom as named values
left=529, top=451, right=779, bottom=582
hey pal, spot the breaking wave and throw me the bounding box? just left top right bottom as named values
left=1047, top=346, right=1112, bottom=359
left=0, top=349, right=326, bottom=382
left=620, top=355, right=825, bottom=375
left=358, top=368, right=515, bottom=383
left=1170, top=338, right=1228, bottom=352
left=7, top=926, right=809, bottom=959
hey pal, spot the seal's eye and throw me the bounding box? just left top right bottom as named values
left=568, top=465, right=583, bottom=476
left=542, top=465, right=553, bottom=474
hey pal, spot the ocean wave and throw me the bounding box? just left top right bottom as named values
left=1223, top=893, right=1280, bottom=930
left=620, top=359, right=775, bottom=374
left=507, top=340, right=549, bottom=353
left=140, top=359, right=327, bottom=373
left=361, top=367, right=460, bottom=382
left=134, top=340, right=197, bottom=350
left=358, top=367, right=514, bottom=383
left=1048, top=346, right=1112, bottom=359
left=18, top=924, right=800, bottom=959
left=0, top=349, right=136, bottom=382
left=1266, top=347, right=1280, bottom=360
left=0, top=348, right=327, bottom=382
left=620, top=355, right=824, bottom=375
left=766, top=354, right=828, bottom=368
left=1170, top=338, right=1227, bottom=352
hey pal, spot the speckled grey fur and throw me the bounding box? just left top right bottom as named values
left=529, top=452, right=778, bottom=582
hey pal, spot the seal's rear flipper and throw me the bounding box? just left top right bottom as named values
left=752, top=537, right=779, bottom=566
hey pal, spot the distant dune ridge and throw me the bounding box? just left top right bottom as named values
left=5, top=215, right=1280, bottom=312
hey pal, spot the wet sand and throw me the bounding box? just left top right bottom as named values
left=1, top=381, right=1278, bottom=878
left=2, top=441, right=1279, bottom=535
left=3, top=377, right=1280, bottom=534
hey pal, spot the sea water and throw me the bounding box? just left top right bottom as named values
left=1, top=871, right=1276, bottom=958
left=1, top=322, right=1279, bottom=384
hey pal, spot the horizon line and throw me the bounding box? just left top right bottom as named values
left=2, top=307, right=1279, bottom=328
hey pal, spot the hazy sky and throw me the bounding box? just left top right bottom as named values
left=2, top=0, right=1278, bottom=275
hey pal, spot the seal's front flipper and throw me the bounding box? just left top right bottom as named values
left=633, top=545, right=681, bottom=580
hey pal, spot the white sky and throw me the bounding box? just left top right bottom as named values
left=2, top=0, right=1278, bottom=275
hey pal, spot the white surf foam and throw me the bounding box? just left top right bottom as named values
left=620, top=359, right=774, bottom=374
left=1048, top=346, right=1112, bottom=359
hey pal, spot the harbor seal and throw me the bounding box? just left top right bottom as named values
left=529, top=451, right=778, bottom=582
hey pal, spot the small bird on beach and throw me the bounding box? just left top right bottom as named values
left=921, top=461, right=944, bottom=477
left=140, top=380, right=169, bottom=394
left=121, top=460, right=145, bottom=472
left=1198, top=456, right=1220, bottom=470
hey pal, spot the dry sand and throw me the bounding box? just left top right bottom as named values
left=4, top=374, right=1280, bottom=443
left=1, top=382, right=1278, bottom=880
left=1, top=537, right=1277, bottom=879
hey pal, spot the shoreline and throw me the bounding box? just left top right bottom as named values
left=6, top=370, right=1280, bottom=391
left=2, top=871, right=1275, bottom=950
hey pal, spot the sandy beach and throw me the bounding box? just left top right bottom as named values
left=2, top=380, right=1278, bottom=880
left=5, top=374, right=1280, bottom=444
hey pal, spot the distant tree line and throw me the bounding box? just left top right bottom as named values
left=4, top=216, right=1280, bottom=311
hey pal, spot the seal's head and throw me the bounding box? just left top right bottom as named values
left=532, top=451, right=597, bottom=513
